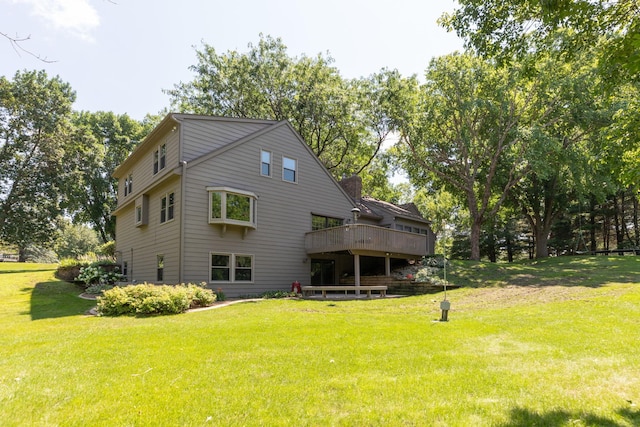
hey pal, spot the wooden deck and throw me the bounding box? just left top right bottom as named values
left=305, top=224, right=428, bottom=257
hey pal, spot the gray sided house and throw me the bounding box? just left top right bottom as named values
left=112, top=114, right=435, bottom=297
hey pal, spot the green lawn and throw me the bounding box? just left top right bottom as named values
left=1, top=257, right=639, bottom=426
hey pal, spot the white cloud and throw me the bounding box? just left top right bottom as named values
left=13, top=0, right=100, bottom=42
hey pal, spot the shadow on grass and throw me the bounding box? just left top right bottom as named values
left=25, top=280, right=94, bottom=320
left=497, top=406, right=640, bottom=427
left=0, top=268, right=57, bottom=275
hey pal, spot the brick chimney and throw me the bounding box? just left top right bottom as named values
left=339, top=174, right=362, bottom=201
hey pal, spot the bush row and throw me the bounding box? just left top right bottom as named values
left=56, top=256, right=119, bottom=284
left=96, top=282, right=216, bottom=316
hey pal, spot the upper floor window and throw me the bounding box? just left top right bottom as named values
left=135, top=194, right=149, bottom=227
left=154, top=143, right=166, bottom=174
left=136, top=206, right=143, bottom=224
left=261, top=150, right=271, bottom=177
left=124, top=174, right=133, bottom=196
left=283, top=157, right=297, bottom=183
left=208, top=187, right=257, bottom=229
left=160, top=192, right=175, bottom=223
left=312, top=215, right=344, bottom=230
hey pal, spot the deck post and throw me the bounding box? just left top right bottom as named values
left=354, top=254, right=361, bottom=296
left=385, top=255, right=391, bottom=276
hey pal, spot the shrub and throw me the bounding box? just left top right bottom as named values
left=85, top=283, right=114, bottom=295
left=261, top=290, right=297, bottom=299
left=136, top=289, right=189, bottom=315
left=77, top=264, right=122, bottom=287
left=96, top=283, right=216, bottom=316
left=97, top=241, right=116, bottom=257
left=96, top=286, right=135, bottom=316
left=23, top=245, right=58, bottom=263
left=58, top=258, right=86, bottom=269
left=56, top=258, right=91, bottom=282
left=185, top=282, right=217, bottom=308
left=422, top=255, right=448, bottom=269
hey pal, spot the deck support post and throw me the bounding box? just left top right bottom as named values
left=385, top=255, right=391, bottom=276
left=354, top=254, right=361, bottom=296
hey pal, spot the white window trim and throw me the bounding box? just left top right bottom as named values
left=282, top=156, right=298, bottom=183
left=207, top=187, right=257, bottom=229
left=124, top=174, right=133, bottom=197
left=135, top=205, right=143, bottom=224
left=260, top=149, right=272, bottom=178
left=134, top=195, right=148, bottom=227
left=209, top=252, right=254, bottom=284
left=160, top=192, right=175, bottom=224
left=153, top=143, right=167, bottom=175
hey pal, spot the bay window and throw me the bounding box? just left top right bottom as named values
left=207, top=187, right=257, bottom=229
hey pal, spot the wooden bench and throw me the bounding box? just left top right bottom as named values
left=592, top=249, right=640, bottom=256
left=301, top=285, right=387, bottom=298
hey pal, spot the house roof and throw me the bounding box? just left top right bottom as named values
left=113, top=113, right=280, bottom=178
left=113, top=113, right=358, bottom=213
left=358, top=196, right=431, bottom=225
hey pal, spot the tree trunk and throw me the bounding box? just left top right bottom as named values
left=633, top=192, right=639, bottom=247
left=603, top=206, right=611, bottom=250
left=506, top=232, right=514, bottom=263
left=18, top=246, right=27, bottom=263
left=470, top=219, right=481, bottom=261
left=487, top=223, right=497, bottom=263
left=613, top=192, right=626, bottom=252
left=535, top=227, right=550, bottom=258
left=525, top=212, right=553, bottom=259
left=589, top=197, right=597, bottom=252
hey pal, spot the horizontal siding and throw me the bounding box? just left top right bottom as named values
left=117, top=129, right=180, bottom=209
left=115, top=176, right=181, bottom=284
left=182, top=124, right=355, bottom=297
left=181, top=120, right=271, bottom=161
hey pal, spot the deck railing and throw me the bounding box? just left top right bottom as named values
left=305, top=224, right=428, bottom=257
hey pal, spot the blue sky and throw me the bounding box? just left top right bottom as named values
left=1, top=0, right=463, bottom=121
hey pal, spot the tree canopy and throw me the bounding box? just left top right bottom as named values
left=66, top=111, right=150, bottom=242
left=441, top=0, right=640, bottom=80
left=166, top=35, right=405, bottom=180
left=0, top=70, right=76, bottom=260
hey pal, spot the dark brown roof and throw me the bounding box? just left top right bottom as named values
left=358, top=196, right=430, bottom=224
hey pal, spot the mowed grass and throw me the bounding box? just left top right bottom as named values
left=1, top=257, right=639, bottom=426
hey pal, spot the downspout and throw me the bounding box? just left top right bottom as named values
left=178, top=119, right=187, bottom=283
left=179, top=159, right=187, bottom=283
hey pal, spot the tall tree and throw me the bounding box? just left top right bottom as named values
left=593, top=82, right=640, bottom=249
left=395, top=53, right=544, bottom=260
left=166, top=35, right=406, bottom=180
left=509, top=48, right=614, bottom=258
left=0, top=70, right=76, bottom=260
left=66, top=111, right=148, bottom=242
